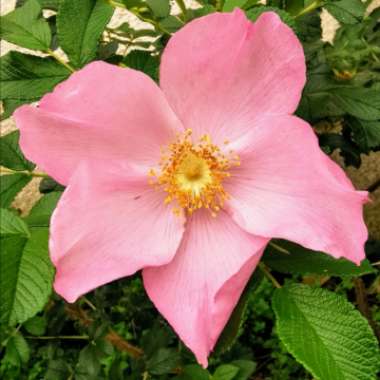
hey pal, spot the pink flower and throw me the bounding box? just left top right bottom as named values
left=14, top=10, right=368, bottom=366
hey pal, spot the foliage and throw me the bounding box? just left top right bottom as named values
left=1, top=0, right=380, bottom=379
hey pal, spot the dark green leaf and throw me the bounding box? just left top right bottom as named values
left=231, top=360, right=256, bottom=380
left=25, top=192, right=62, bottom=227
left=146, top=0, right=170, bottom=18
left=263, top=240, right=375, bottom=277
left=159, top=15, right=184, bottom=33
left=146, top=347, right=180, bottom=375
left=122, top=50, right=159, bottom=81
left=0, top=130, right=35, bottom=170
left=285, top=0, right=304, bottom=15
left=45, top=359, right=71, bottom=380
left=1, top=98, right=29, bottom=120
left=0, top=174, right=31, bottom=208
left=174, top=364, right=210, bottom=380
left=325, top=0, right=365, bottom=25
left=273, top=284, right=380, bottom=380
left=23, top=315, right=47, bottom=336
left=0, top=51, right=70, bottom=100
left=39, top=177, right=65, bottom=194
left=1, top=0, right=51, bottom=50
left=76, top=345, right=101, bottom=379
left=348, top=117, right=380, bottom=150
left=57, top=0, right=114, bottom=68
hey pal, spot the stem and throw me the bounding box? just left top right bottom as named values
left=259, top=263, right=282, bottom=289
left=82, top=296, right=97, bottom=311
left=106, top=329, right=143, bottom=358
left=106, top=0, right=126, bottom=8
left=25, top=335, right=89, bottom=340
left=175, top=0, right=187, bottom=20
left=0, top=167, right=48, bottom=178
left=294, top=0, right=324, bottom=18
left=47, top=49, right=75, bottom=73
left=269, top=241, right=290, bottom=255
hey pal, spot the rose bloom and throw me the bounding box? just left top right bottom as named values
left=15, top=10, right=368, bottom=366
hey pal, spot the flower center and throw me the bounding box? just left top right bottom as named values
left=149, top=129, right=240, bottom=216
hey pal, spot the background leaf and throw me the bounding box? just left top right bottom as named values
left=325, top=0, right=366, bottom=25
left=57, top=0, right=114, bottom=68
left=273, top=284, right=380, bottom=380
left=0, top=174, right=31, bottom=208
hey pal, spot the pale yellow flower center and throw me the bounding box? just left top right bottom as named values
left=148, top=129, right=240, bottom=216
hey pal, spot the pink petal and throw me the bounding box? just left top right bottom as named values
left=160, top=10, right=305, bottom=145
left=14, top=61, right=182, bottom=185
left=51, top=162, right=185, bottom=303
left=225, top=115, right=368, bottom=265
left=143, top=211, right=268, bottom=366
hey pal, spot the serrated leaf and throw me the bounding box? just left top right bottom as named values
left=1, top=0, right=51, bottom=50
left=223, top=0, right=247, bottom=12
left=212, top=364, right=239, bottom=380
left=146, top=0, right=170, bottom=18
left=263, top=240, right=375, bottom=277
left=57, top=0, right=114, bottom=68
left=0, top=208, right=30, bottom=237
left=331, top=87, right=380, bottom=121
left=4, top=332, right=30, bottom=365
left=122, top=50, right=159, bottom=81
left=146, top=347, right=180, bottom=375
left=0, top=174, right=31, bottom=208
left=25, top=192, right=61, bottom=227
left=0, top=131, right=35, bottom=171
left=273, top=284, right=380, bottom=380
left=0, top=227, right=55, bottom=326
left=325, top=0, right=365, bottom=25
left=0, top=51, right=70, bottom=101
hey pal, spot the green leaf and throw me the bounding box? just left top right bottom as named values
left=122, top=50, right=159, bottom=81
left=57, top=0, right=114, bottom=68
left=0, top=131, right=35, bottom=171
left=348, top=117, right=380, bottom=150
left=330, top=87, right=380, bottom=121
left=0, top=0, right=51, bottom=50
left=0, top=51, right=70, bottom=101
left=285, top=0, right=304, bottom=15
left=174, top=364, right=210, bottom=380
left=159, top=15, right=184, bottom=33
left=0, top=208, right=30, bottom=237
left=4, top=332, right=30, bottom=365
left=76, top=345, right=101, bottom=379
left=23, top=315, right=47, bottom=336
left=146, top=0, right=170, bottom=18
left=0, top=174, right=31, bottom=208
left=25, top=192, right=62, bottom=227
left=231, top=360, right=256, bottom=380
left=263, top=240, right=375, bottom=277
left=0, top=227, right=55, bottom=326
left=273, top=284, right=380, bottom=380
left=325, top=0, right=365, bottom=25
left=1, top=99, right=29, bottom=121
left=146, top=347, right=180, bottom=375
left=223, top=0, right=247, bottom=11
left=215, top=271, right=263, bottom=353
left=212, top=364, right=239, bottom=380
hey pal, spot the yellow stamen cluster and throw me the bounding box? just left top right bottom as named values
left=149, top=129, right=240, bottom=216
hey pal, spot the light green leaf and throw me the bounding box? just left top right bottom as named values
left=263, top=240, right=375, bottom=277
left=0, top=227, right=55, bottom=326
left=331, top=87, right=380, bottom=121
left=223, top=0, right=247, bottom=12
left=0, top=174, right=31, bottom=208
left=273, top=284, right=380, bottom=380
left=212, top=364, right=239, bottom=380
left=0, top=130, right=35, bottom=171
left=0, top=0, right=51, bottom=50
left=325, top=0, right=366, bottom=25
left=0, top=208, right=30, bottom=237
left=0, top=51, right=70, bottom=101
left=57, top=0, right=114, bottom=68
left=146, top=0, right=170, bottom=18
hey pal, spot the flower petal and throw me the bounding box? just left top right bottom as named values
left=51, top=162, right=185, bottom=303
left=14, top=61, right=182, bottom=185
left=160, top=10, right=305, bottom=145
left=225, top=115, right=368, bottom=264
left=143, top=210, right=268, bottom=366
